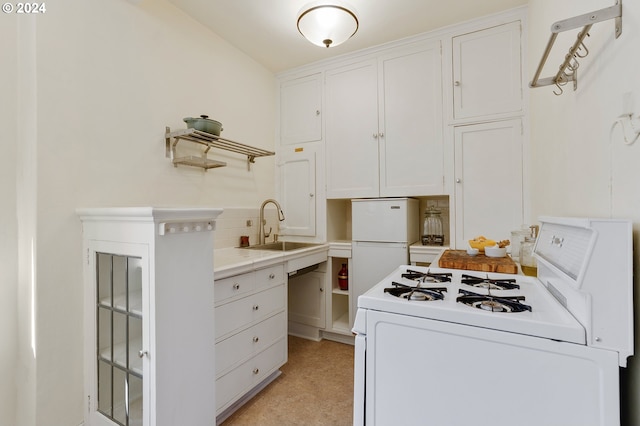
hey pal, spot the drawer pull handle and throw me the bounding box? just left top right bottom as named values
left=253, top=305, right=259, bottom=311
left=253, top=336, right=259, bottom=343
left=269, top=273, right=275, bottom=279
left=233, top=283, right=240, bottom=290
left=253, top=368, right=260, bottom=375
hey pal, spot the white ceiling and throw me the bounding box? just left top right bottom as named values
left=167, top=0, right=527, bottom=73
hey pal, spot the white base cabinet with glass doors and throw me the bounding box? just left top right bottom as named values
left=78, top=207, right=222, bottom=426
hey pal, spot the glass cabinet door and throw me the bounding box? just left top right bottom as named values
left=96, top=253, right=143, bottom=426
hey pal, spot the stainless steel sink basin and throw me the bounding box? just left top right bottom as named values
left=241, top=241, right=322, bottom=251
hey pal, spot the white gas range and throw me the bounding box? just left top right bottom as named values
left=352, top=217, right=633, bottom=426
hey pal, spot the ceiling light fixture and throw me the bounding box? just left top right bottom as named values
left=297, top=3, right=359, bottom=48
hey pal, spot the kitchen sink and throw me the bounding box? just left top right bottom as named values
left=241, top=241, right=322, bottom=251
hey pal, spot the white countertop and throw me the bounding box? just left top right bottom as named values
left=214, top=243, right=330, bottom=279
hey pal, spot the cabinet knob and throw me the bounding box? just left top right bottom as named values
left=269, top=273, right=275, bottom=279
left=233, top=283, right=240, bottom=290
left=454, top=81, right=461, bottom=86
left=320, top=287, right=324, bottom=292
left=253, top=336, right=259, bottom=343
left=316, top=110, right=320, bottom=116
left=138, top=350, right=148, bottom=358
left=379, top=132, right=384, bottom=138
left=310, top=193, right=314, bottom=198
left=456, top=178, right=462, bottom=183
left=373, top=133, right=378, bottom=139
left=253, top=304, right=260, bottom=311
left=253, top=368, right=260, bottom=375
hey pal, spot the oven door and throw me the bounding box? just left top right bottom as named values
left=365, top=310, right=619, bottom=426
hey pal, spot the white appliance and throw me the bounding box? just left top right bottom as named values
left=353, top=216, right=633, bottom=426
left=350, top=198, right=419, bottom=326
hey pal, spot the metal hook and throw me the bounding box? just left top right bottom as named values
left=553, top=82, right=564, bottom=96
left=567, top=57, right=580, bottom=72
left=576, top=41, right=589, bottom=58
left=557, top=72, right=569, bottom=86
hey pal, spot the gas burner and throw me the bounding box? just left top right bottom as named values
left=402, top=269, right=452, bottom=283
left=385, top=282, right=447, bottom=301
left=461, top=274, right=520, bottom=290
left=456, top=289, right=532, bottom=313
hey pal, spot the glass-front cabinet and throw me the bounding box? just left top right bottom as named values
left=96, top=252, right=144, bottom=425
left=79, top=207, right=223, bottom=426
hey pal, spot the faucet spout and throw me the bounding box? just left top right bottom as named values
left=259, top=199, right=285, bottom=245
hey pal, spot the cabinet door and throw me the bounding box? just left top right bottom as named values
left=87, top=241, right=150, bottom=426
left=280, top=73, right=322, bottom=145
left=453, top=119, right=523, bottom=248
left=379, top=41, right=444, bottom=196
left=288, top=270, right=326, bottom=328
left=325, top=60, right=379, bottom=198
left=452, top=21, right=522, bottom=120
left=277, top=148, right=316, bottom=237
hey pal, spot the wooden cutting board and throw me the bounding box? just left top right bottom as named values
left=438, top=249, right=518, bottom=274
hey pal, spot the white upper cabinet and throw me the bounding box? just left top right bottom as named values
left=277, top=147, right=317, bottom=237
left=452, top=21, right=522, bottom=121
left=325, top=41, right=444, bottom=199
left=379, top=43, right=444, bottom=197
left=453, top=119, right=524, bottom=248
left=279, top=73, right=322, bottom=145
left=325, top=59, right=380, bottom=198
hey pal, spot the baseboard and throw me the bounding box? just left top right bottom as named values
left=287, top=321, right=322, bottom=341
left=216, top=370, right=282, bottom=425
left=321, top=330, right=355, bottom=345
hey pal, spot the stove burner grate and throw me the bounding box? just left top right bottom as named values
left=385, top=281, right=447, bottom=301
left=402, top=269, right=452, bottom=283
left=456, top=289, right=532, bottom=313
left=461, top=274, right=520, bottom=290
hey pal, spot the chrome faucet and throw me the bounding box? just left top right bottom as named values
left=259, top=199, right=285, bottom=245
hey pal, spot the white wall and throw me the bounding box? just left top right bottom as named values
left=0, top=11, right=19, bottom=426
left=529, top=0, right=640, bottom=423
left=7, top=0, right=278, bottom=424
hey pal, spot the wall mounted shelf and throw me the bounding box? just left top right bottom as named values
left=529, top=0, right=622, bottom=95
left=165, top=126, right=275, bottom=171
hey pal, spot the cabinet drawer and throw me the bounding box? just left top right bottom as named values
left=215, top=285, right=286, bottom=340
left=215, top=311, right=287, bottom=378
left=254, top=264, right=285, bottom=290
left=215, top=272, right=256, bottom=303
left=216, top=338, right=287, bottom=413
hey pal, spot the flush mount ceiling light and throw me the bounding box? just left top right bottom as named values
left=297, top=3, right=359, bottom=48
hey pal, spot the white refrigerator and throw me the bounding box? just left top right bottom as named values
left=351, top=198, right=419, bottom=324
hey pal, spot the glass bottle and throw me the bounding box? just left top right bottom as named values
left=422, top=207, right=444, bottom=246
left=510, top=225, right=530, bottom=259
left=519, top=236, right=537, bottom=276
left=338, top=263, right=348, bottom=290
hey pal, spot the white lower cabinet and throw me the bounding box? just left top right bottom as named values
left=214, top=264, right=287, bottom=419
left=288, top=265, right=326, bottom=329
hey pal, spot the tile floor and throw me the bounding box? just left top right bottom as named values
left=222, top=336, right=354, bottom=425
